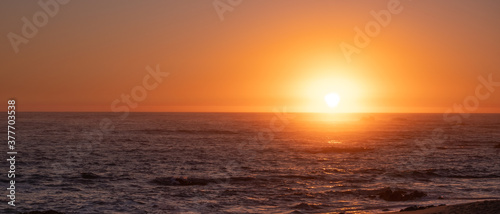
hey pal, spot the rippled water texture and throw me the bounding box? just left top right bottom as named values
left=4, top=113, right=500, bottom=213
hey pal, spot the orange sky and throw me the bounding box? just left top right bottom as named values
left=1, top=0, right=499, bottom=113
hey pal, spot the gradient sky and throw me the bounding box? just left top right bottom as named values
left=1, top=0, right=499, bottom=112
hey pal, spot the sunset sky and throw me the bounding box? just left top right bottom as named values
left=1, top=0, right=499, bottom=113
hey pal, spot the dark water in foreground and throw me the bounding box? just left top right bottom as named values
left=3, top=113, right=500, bottom=213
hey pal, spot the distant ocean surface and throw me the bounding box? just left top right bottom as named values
left=4, top=113, right=500, bottom=213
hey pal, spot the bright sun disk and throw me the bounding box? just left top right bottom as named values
left=324, top=93, right=341, bottom=108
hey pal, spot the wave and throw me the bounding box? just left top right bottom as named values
left=355, top=168, right=386, bottom=174
left=137, top=129, right=240, bottom=135
left=81, top=172, right=101, bottom=179
left=150, top=177, right=213, bottom=186
left=274, top=175, right=318, bottom=180
left=175, top=129, right=239, bottom=134
left=149, top=174, right=323, bottom=187
left=390, top=169, right=500, bottom=179
left=446, top=174, right=500, bottom=179
left=19, top=210, right=64, bottom=214
left=149, top=176, right=259, bottom=186
left=326, top=187, right=427, bottom=201
left=292, top=202, right=324, bottom=210
left=302, top=147, right=374, bottom=154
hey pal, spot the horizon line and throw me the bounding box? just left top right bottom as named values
left=15, top=111, right=500, bottom=114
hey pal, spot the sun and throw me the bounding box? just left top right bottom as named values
left=324, top=93, right=341, bottom=108
left=299, top=73, right=367, bottom=112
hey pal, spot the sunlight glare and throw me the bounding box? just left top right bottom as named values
left=325, top=93, right=341, bottom=108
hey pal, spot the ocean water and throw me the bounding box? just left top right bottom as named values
left=3, top=112, right=500, bottom=213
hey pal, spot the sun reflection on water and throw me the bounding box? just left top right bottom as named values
left=328, top=140, right=342, bottom=144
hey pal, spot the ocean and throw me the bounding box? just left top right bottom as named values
left=4, top=112, right=500, bottom=213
